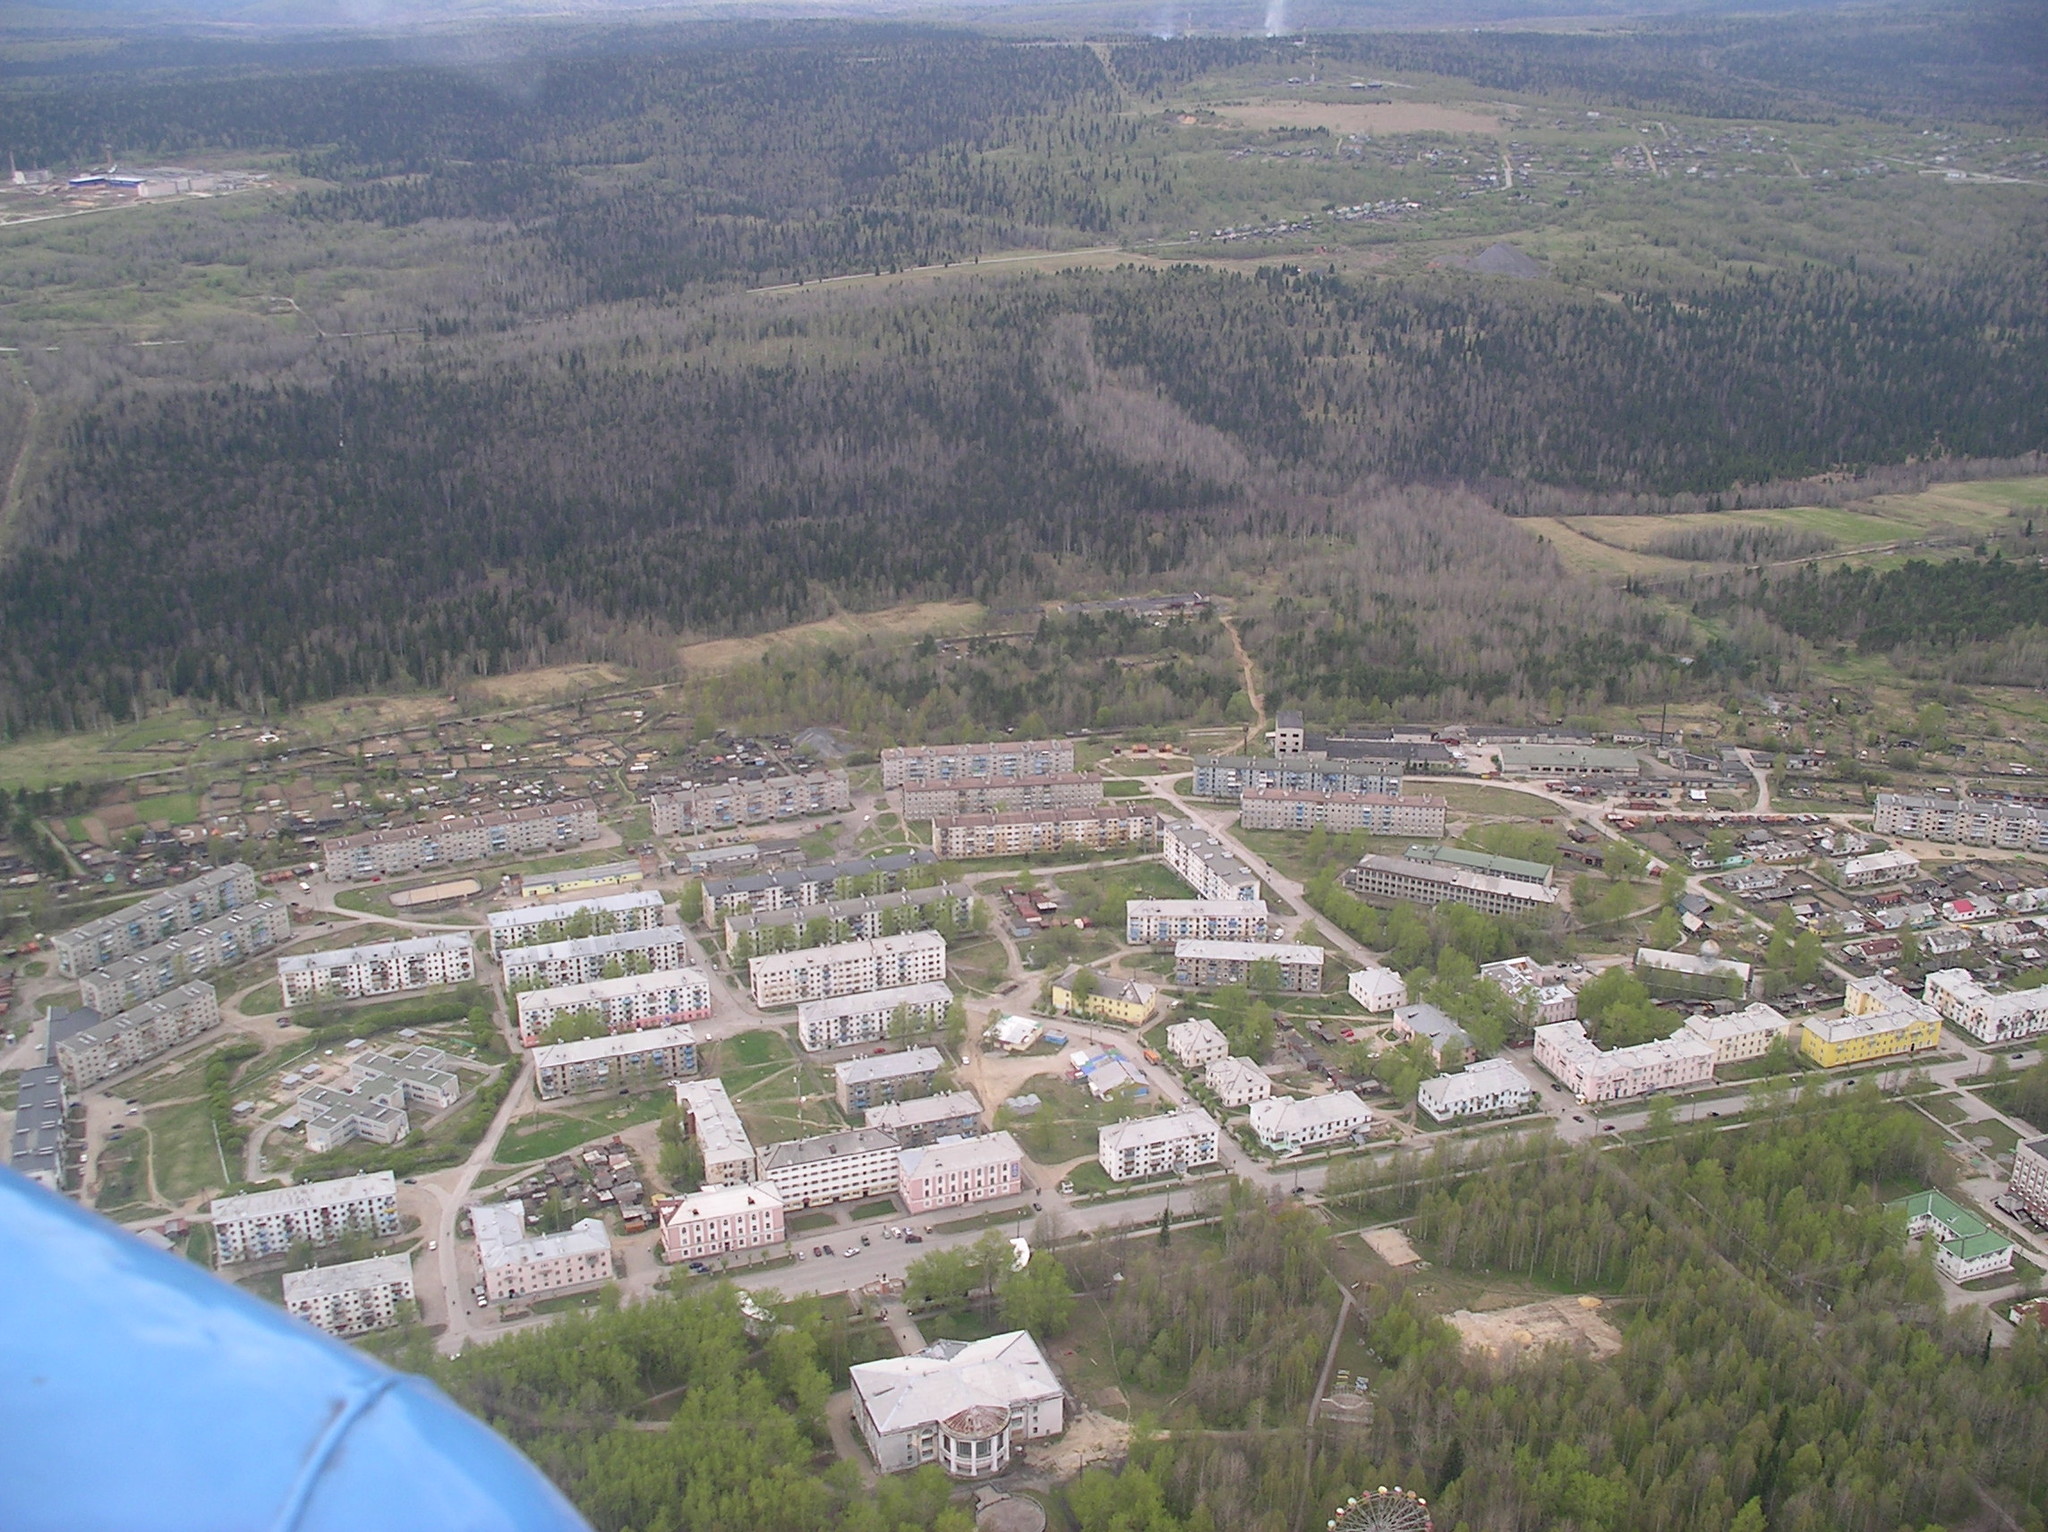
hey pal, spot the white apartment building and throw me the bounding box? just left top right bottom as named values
left=1165, top=1017, right=1230, bottom=1069
left=55, top=863, right=259, bottom=977
left=796, top=982, right=955, bottom=1053
left=659, top=1183, right=786, bottom=1264
left=1479, top=957, right=1578, bottom=1025
left=282, top=1252, right=415, bottom=1336
left=277, top=934, right=476, bottom=1006
left=514, top=968, right=712, bottom=1046
left=758, top=1127, right=902, bottom=1209
left=1204, top=1056, right=1273, bottom=1108
left=836, top=1047, right=943, bottom=1115
left=323, top=799, right=601, bottom=881
left=1237, top=788, right=1449, bottom=838
left=2010, top=1137, right=2048, bottom=1223
left=852, top=1332, right=1066, bottom=1479
left=532, top=1024, right=700, bottom=1100
left=1875, top=792, right=2048, bottom=851
left=1416, top=1058, right=1537, bottom=1123
left=1162, top=820, right=1262, bottom=902
left=1682, top=1002, right=1791, bottom=1064
left=1534, top=1020, right=1715, bottom=1103
left=930, top=806, right=1156, bottom=860
left=899, top=1132, right=1025, bottom=1214
left=488, top=891, right=667, bottom=955
left=1174, top=939, right=1324, bottom=993
left=702, top=852, right=936, bottom=921
left=211, top=1172, right=400, bottom=1264
left=1838, top=848, right=1922, bottom=888
left=79, top=899, right=292, bottom=1013
left=749, top=930, right=947, bottom=1009
left=471, top=1201, right=613, bottom=1303
left=499, top=926, right=686, bottom=990
left=648, top=769, right=851, bottom=835
left=881, top=739, right=1075, bottom=788
left=1924, top=968, right=2048, bottom=1043
left=1126, top=899, right=1270, bottom=945
left=674, top=1079, right=757, bottom=1185
left=53, top=981, right=221, bottom=1092
left=867, top=1091, right=984, bottom=1148
left=1343, top=855, right=1559, bottom=918
left=1249, top=1092, right=1371, bottom=1152
left=899, top=774, right=1102, bottom=820
left=1347, top=966, right=1407, bottom=1013
left=725, top=885, right=973, bottom=959
left=1097, top=1107, right=1220, bottom=1181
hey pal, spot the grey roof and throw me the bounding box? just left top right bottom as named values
left=9, top=1064, right=67, bottom=1180
left=758, top=1127, right=899, bottom=1169
left=835, top=1047, right=944, bottom=1086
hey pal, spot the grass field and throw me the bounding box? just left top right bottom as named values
left=494, top=1094, right=669, bottom=1165
left=148, top=1096, right=230, bottom=1203
left=1436, top=781, right=1567, bottom=817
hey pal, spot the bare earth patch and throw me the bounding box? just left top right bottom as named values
left=1361, top=1226, right=1424, bottom=1268
left=1448, top=1295, right=1622, bottom=1363
left=1221, top=100, right=1515, bottom=136
left=468, top=663, right=629, bottom=703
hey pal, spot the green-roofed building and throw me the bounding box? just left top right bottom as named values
left=1403, top=844, right=1554, bottom=888
left=1891, top=1189, right=2015, bottom=1283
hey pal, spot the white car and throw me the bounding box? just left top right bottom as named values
left=427, top=1240, right=438, bottom=1252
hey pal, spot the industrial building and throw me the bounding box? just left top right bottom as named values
left=648, top=769, right=852, bottom=835
left=323, top=800, right=601, bottom=881
left=277, top=934, right=476, bottom=1006
left=1495, top=743, right=1640, bottom=777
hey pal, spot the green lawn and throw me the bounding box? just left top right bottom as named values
left=236, top=981, right=284, bottom=1016
left=849, top=1198, right=899, bottom=1222
left=1001, top=1074, right=1150, bottom=1164
left=149, top=1097, right=232, bottom=1203
left=493, top=1094, right=668, bottom=1165
left=721, top=1029, right=791, bottom=1068
left=787, top=1210, right=839, bottom=1233
left=93, top=1132, right=158, bottom=1220
left=1435, top=781, right=1566, bottom=817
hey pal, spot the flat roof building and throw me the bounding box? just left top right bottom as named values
left=79, top=899, right=291, bottom=1013
left=55, top=864, right=259, bottom=978
left=1534, top=1020, right=1715, bottom=1103
left=324, top=800, right=600, bottom=881
left=1191, top=754, right=1402, bottom=802
left=1174, top=939, right=1324, bottom=993
left=53, top=982, right=222, bottom=1092
left=758, top=1127, right=901, bottom=1209
left=1162, top=820, right=1261, bottom=903
left=1875, top=793, right=2048, bottom=851
left=1126, top=899, right=1270, bottom=945
left=471, top=1201, right=612, bottom=1303
left=282, top=1253, right=415, bottom=1336
left=899, top=1132, right=1025, bottom=1214
left=836, top=1047, right=944, bottom=1115
left=931, top=806, right=1156, bottom=860
left=499, top=926, right=688, bottom=991
left=749, top=930, right=947, bottom=1009
left=488, top=891, right=668, bottom=955
left=1097, top=1107, right=1220, bottom=1181
left=1343, top=854, right=1559, bottom=918
left=1238, top=788, right=1447, bottom=839
left=674, top=1079, right=757, bottom=1185
left=900, top=774, right=1102, bottom=820
left=532, top=1023, right=700, bottom=1100
left=515, top=968, right=712, bottom=1047
left=796, top=981, right=956, bottom=1053
left=852, top=1332, right=1065, bottom=1479
left=881, top=740, right=1075, bottom=788
left=278, top=934, right=475, bottom=1006
left=649, top=769, right=851, bottom=836
left=212, top=1172, right=399, bottom=1264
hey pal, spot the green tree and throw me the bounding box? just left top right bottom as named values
left=999, top=1252, right=1075, bottom=1336
left=675, top=878, right=704, bottom=924
left=1576, top=967, right=1665, bottom=1048
left=542, top=1009, right=607, bottom=1045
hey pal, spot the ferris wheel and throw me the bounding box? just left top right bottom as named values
left=1327, top=1488, right=1435, bottom=1532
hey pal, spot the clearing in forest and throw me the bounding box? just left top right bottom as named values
left=1447, top=1295, right=1623, bottom=1363
left=677, top=600, right=985, bottom=674
left=1218, top=100, right=1515, bottom=136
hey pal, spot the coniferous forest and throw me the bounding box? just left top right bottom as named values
left=0, top=6, right=2043, bottom=736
